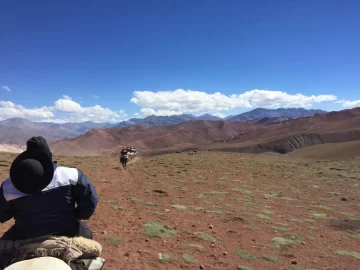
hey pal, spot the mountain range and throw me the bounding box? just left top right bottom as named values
left=113, top=108, right=327, bottom=128
left=48, top=107, right=360, bottom=156
left=227, top=108, right=326, bottom=121
left=111, top=113, right=223, bottom=128
left=0, top=108, right=327, bottom=145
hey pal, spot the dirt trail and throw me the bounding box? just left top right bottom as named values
left=93, top=155, right=156, bottom=269
left=121, top=156, right=141, bottom=172
left=128, top=156, right=141, bottom=165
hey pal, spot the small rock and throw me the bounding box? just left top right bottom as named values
left=124, top=252, right=130, bottom=257
left=101, top=231, right=107, bottom=235
left=223, top=252, right=227, bottom=256
left=192, top=224, right=196, bottom=227
left=291, top=259, right=297, bottom=265
left=209, top=224, right=214, bottom=229
left=200, top=265, right=205, bottom=269
left=211, top=243, right=215, bottom=248
left=340, top=197, right=347, bottom=201
left=145, top=239, right=149, bottom=242
left=252, top=239, right=256, bottom=242
left=302, top=242, right=306, bottom=245
left=164, top=209, right=170, bottom=212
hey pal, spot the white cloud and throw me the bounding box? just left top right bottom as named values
left=1, top=86, right=11, bottom=92
left=54, top=98, right=83, bottom=113
left=52, top=98, right=127, bottom=122
left=0, top=88, right=342, bottom=123
left=0, top=101, right=54, bottom=118
left=0, top=97, right=127, bottom=123
left=336, top=99, right=360, bottom=109
left=131, top=89, right=337, bottom=116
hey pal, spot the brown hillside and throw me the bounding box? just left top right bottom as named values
left=210, top=107, right=360, bottom=152
left=49, top=121, right=252, bottom=156
left=50, top=107, right=360, bottom=156
left=286, top=140, right=360, bottom=160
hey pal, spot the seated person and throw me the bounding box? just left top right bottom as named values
left=0, top=136, right=98, bottom=241
left=120, top=148, right=128, bottom=159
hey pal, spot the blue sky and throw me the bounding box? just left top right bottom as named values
left=0, top=0, right=359, bottom=123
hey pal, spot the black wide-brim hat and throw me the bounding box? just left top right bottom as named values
left=10, top=150, right=54, bottom=194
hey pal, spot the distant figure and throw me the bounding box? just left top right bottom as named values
left=0, top=136, right=98, bottom=241
left=120, top=148, right=128, bottom=169
left=120, top=147, right=127, bottom=156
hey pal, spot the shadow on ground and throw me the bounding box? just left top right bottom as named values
left=329, top=219, right=360, bottom=232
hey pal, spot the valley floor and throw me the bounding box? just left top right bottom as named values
left=0, top=152, right=359, bottom=270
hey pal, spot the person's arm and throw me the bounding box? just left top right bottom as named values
left=72, top=170, right=98, bottom=220
left=0, top=183, right=14, bottom=223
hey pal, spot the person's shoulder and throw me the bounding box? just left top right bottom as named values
left=1, top=178, right=14, bottom=190
left=1, top=177, right=28, bottom=201
left=39, top=166, right=82, bottom=189
left=1, top=178, right=11, bottom=191
left=56, top=166, right=88, bottom=177
left=54, top=166, right=80, bottom=181
left=55, top=165, right=79, bottom=172
left=1, top=177, right=11, bottom=186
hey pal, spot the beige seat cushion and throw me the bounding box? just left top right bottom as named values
left=4, top=257, right=71, bottom=270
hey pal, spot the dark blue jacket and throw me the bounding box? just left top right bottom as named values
left=0, top=163, right=98, bottom=239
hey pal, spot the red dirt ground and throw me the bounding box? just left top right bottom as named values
left=0, top=152, right=359, bottom=270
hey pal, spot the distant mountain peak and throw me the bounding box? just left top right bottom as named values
left=2, top=117, right=33, bottom=123
left=228, top=107, right=327, bottom=122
